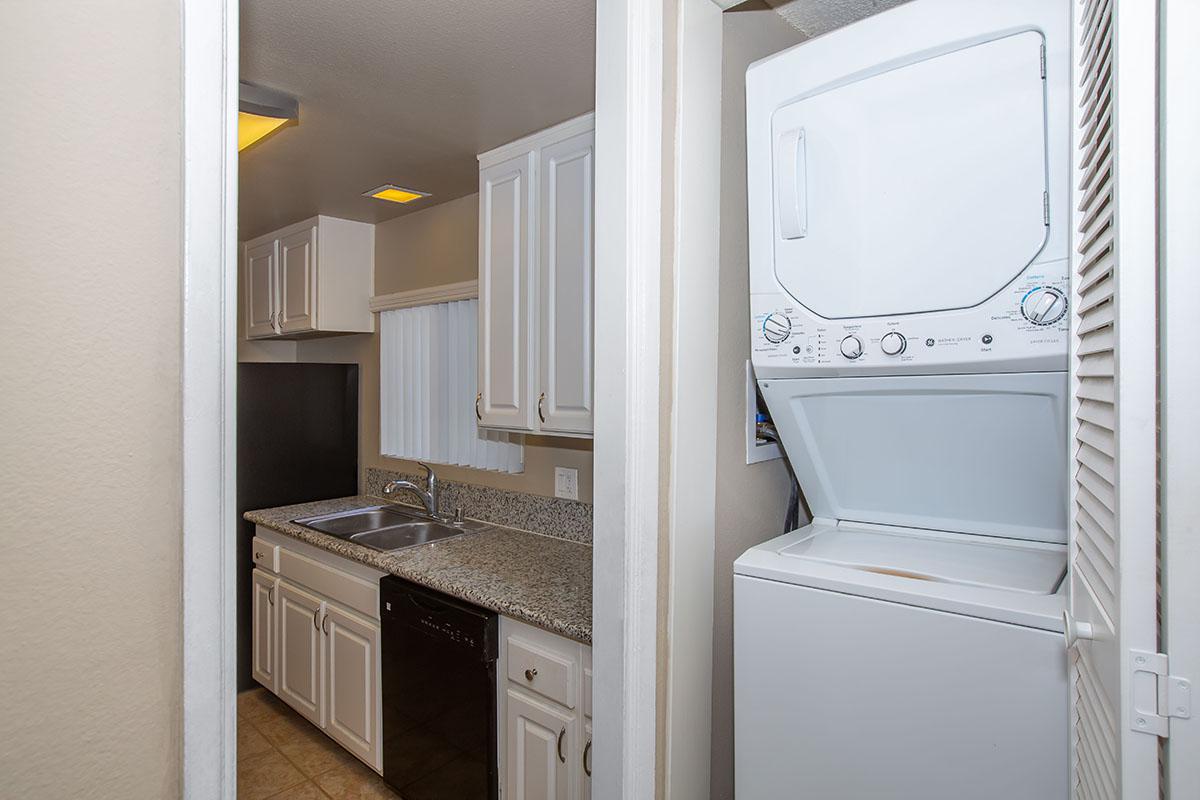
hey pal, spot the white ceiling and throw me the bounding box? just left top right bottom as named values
left=239, top=0, right=595, bottom=239
left=764, top=0, right=912, bottom=37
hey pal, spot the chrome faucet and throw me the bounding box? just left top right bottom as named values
left=382, top=463, right=445, bottom=521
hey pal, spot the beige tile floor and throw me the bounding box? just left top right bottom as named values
left=237, top=688, right=402, bottom=800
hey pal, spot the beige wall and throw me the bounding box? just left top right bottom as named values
left=295, top=194, right=595, bottom=501
left=709, top=9, right=807, bottom=799
left=0, top=2, right=183, bottom=798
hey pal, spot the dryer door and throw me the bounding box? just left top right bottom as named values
left=759, top=372, right=1068, bottom=543
left=771, top=31, right=1050, bottom=319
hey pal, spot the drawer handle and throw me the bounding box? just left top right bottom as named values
left=524, top=667, right=538, bottom=682
left=583, top=739, right=592, bottom=777
left=557, top=726, right=566, bottom=764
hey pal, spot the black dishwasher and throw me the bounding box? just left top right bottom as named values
left=380, top=576, right=499, bottom=800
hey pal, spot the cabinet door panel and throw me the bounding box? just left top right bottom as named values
left=505, top=688, right=573, bottom=800
left=479, top=153, right=536, bottom=431
left=277, top=579, right=324, bottom=726
left=539, top=131, right=595, bottom=435
left=324, top=604, right=380, bottom=770
left=251, top=570, right=277, bottom=693
left=245, top=240, right=278, bottom=338
left=279, top=226, right=317, bottom=334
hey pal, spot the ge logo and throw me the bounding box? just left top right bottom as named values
left=925, top=338, right=935, bottom=347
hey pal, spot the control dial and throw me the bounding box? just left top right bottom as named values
left=839, top=335, right=863, bottom=360
left=762, top=313, right=792, bottom=344
left=1021, top=287, right=1068, bottom=326
left=880, top=331, right=907, bottom=356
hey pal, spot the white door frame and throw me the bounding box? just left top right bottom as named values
left=1160, top=0, right=1200, bottom=792
left=180, top=0, right=668, bottom=797
left=181, top=0, right=238, bottom=796
left=592, top=0, right=666, bottom=797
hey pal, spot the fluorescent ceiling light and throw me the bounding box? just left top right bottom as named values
left=364, top=184, right=431, bottom=204
left=239, top=82, right=298, bottom=151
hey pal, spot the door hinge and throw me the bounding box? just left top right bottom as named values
left=1130, top=649, right=1192, bottom=738
left=1040, top=44, right=1047, bottom=79
left=1043, top=192, right=1050, bottom=226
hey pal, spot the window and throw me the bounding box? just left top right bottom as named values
left=380, top=299, right=523, bottom=473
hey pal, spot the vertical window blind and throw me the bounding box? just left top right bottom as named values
left=380, top=299, right=523, bottom=473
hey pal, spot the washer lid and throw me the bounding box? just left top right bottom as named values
left=778, top=524, right=1066, bottom=595
left=771, top=30, right=1050, bottom=319
left=759, top=372, right=1069, bottom=543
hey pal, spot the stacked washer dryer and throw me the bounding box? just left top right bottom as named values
left=734, top=1, right=1072, bottom=798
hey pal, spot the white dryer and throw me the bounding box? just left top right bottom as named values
left=735, top=1, right=1072, bottom=798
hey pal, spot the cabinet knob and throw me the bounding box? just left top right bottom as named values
left=524, top=667, right=538, bottom=682
left=255, top=551, right=264, bottom=560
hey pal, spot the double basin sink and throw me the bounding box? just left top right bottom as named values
left=292, top=505, right=487, bottom=553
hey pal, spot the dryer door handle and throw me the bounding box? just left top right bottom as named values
left=776, top=127, right=808, bottom=240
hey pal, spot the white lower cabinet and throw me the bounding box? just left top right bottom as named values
left=505, top=688, right=574, bottom=799
left=251, top=527, right=384, bottom=773
left=323, top=604, right=380, bottom=765
left=499, top=616, right=593, bottom=800
left=277, top=579, right=326, bottom=727
left=251, top=569, right=278, bottom=693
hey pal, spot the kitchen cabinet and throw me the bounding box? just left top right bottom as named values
left=477, top=113, right=595, bottom=437
left=499, top=616, right=593, bottom=800
left=478, top=152, right=536, bottom=430
left=277, top=578, right=325, bottom=727
left=242, top=215, right=375, bottom=340
left=251, top=569, right=278, bottom=693
left=505, top=688, right=574, bottom=800
left=323, top=604, right=380, bottom=766
left=252, top=527, right=385, bottom=773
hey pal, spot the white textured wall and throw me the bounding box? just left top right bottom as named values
left=710, top=9, right=807, bottom=799
left=0, top=2, right=183, bottom=797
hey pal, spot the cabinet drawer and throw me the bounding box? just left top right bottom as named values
left=506, top=636, right=577, bottom=709
left=278, top=547, right=379, bottom=620
left=252, top=537, right=279, bottom=572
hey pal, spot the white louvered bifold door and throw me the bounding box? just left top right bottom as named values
left=380, top=299, right=523, bottom=474
left=1068, top=0, right=1160, bottom=798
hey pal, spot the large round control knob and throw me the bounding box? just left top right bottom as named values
left=880, top=331, right=907, bottom=356
left=762, top=313, right=792, bottom=344
left=839, top=335, right=863, bottom=360
left=1021, top=287, right=1068, bottom=325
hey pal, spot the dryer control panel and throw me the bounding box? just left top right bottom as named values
left=751, top=260, right=1068, bottom=377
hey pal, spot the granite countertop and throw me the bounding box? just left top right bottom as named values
left=244, top=495, right=592, bottom=644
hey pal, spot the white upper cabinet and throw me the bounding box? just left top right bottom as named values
left=539, top=130, right=595, bottom=435
left=478, top=113, right=595, bottom=437
left=242, top=215, right=374, bottom=340
left=245, top=240, right=279, bottom=337
left=479, top=152, right=537, bottom=430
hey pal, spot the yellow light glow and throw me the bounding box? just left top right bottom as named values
left=239, top=111, right=290, bottom=151
left=369, top=187, right=428, bottom=204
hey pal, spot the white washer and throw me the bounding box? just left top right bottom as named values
left=736, top=1, right=1072, bottom=797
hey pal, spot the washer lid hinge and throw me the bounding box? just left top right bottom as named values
left=1130, top=649, right=1192, bottom=738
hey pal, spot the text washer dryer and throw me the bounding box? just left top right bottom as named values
left=734, top=1, right=1072, bottom=798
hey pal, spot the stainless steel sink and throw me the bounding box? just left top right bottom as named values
left=291, top=505, right=487, bottom=552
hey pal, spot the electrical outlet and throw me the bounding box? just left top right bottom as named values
left=554, top=467, right=579, bottom=500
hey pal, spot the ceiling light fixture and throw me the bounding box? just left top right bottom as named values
left=239, top=82, right=299, bottom=152
left=363, top=184, right=432, bottom=204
